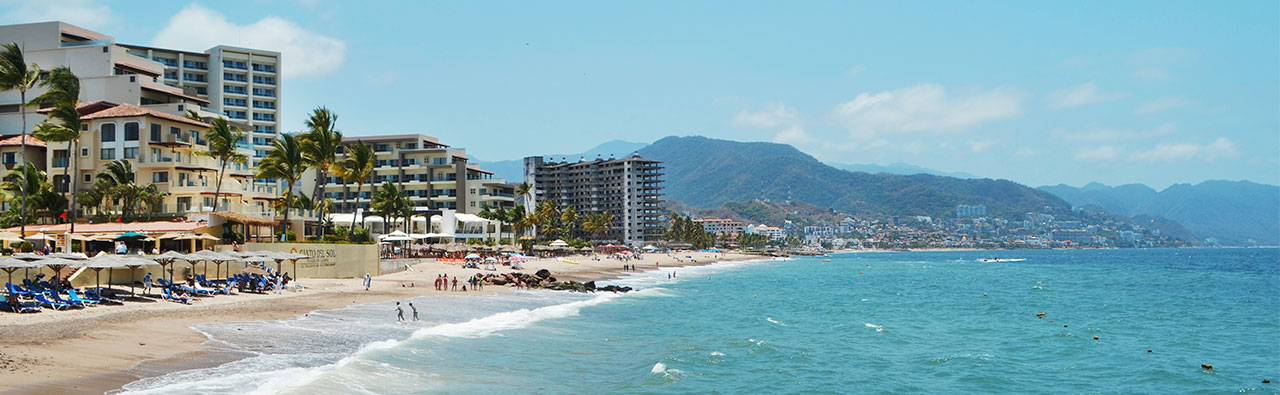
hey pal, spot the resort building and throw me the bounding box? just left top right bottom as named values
left=321, top=134, right=516, bottom=241
left=0, top=22, right=212, bottom=134
left=116, top=44, right=282, bottom=167
left=523, top=153, right=665, bottom=246
left=694, top=218, right=744, bottom=236
left=52, top=101, right=281, bottom=215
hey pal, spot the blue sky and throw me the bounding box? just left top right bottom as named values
left=3, top=0, right=1276, bottom=189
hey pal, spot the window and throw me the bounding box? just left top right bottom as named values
left=81, top=148, right=88, bottom=156
left=252, top=100, right=275, bottom=109
left=252, top=76, right=276, bottom=85
left=183, top=60, right=207, bottom=69
left=163, top=71, right=177, bottom=80
left=1, top=152, right=14, bottom=164
left=404, top=143, right=417, bottom=150
left=150, top=124, right=161, bottom=141
left=52, top=150, right=68, bottom=167
left=252, top=63, right=276, bottom=72
left=194, top=86, right=208, bottom=95
left=124, top=147, right=138, bottom=159
left=182, top=73, right=207, bottom=82
left=101, top=124, right=116, bottom=142
left=222, top=60, right=247, bottom=69
left=224, top=110, right=247, bottom=119
left=84, top=174, right=92, bottom=183
left=152, top=57, right=177, bottom=67
left=223, top=98, right=246, bottom=107
left=252, top=88, right=275, bottom=97
left=153, top=171, right=168, bottom=183
left=224, top=86, right=247, bottom=94
left=254, top=125, right=275, bottom=133
left=252, top=137, right=274, bottom=145
left=223, top=72, right=247, bottom=82
left=124, top=122, right=139, bottom=141
left=252, top=113, right=275, bottom=121
left=100, top=148, right=116, bottom=160
left=255, top=149, right=268, bottom=158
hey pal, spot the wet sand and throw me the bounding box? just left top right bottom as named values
left=0, top=251, right=760, bottom=394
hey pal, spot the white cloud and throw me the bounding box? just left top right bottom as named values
left=969, top=141, right=996, bottom=153
left=1, top=0, right=115, bottom=30
left=150, top=4, right=346, bottom=79
left=1133, top=96, right=1187, bottom=114
left=1074, top=145, right=1120, bottom=160
left=1130, top=137, right=1237, bottom=163
left=732, top=103, right=797, bottom=129
left=772, top=126, right=816, bottom=145
left=829, top=84, right=1022, bottom=139
left=1054, top=122, right=1177, bottom=142
left=1046, top=83, right=1125, bottom=109
left=846, top=65, right=867, bottom=76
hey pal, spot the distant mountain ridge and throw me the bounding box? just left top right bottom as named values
left=1039, top=181, right=1279, bottom=245
left=471, top=140, right=649, bottom=182
left=637, top=136, right=1072, bottom=220
left=829, top=162, right=979, bottom=179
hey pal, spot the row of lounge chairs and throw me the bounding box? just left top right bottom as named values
left=4, top=281, right=123, bottom=312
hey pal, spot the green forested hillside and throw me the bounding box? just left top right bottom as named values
left=639, top=136, right=1073, bottom=220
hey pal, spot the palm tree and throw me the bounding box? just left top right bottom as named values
left=515, top=182, right=532, bottom=208
left=370, top=181, right=402, bottom=234
left=1, top=163, right=50, bottom=222
left=534, top=200, right=560, bottom=240
left=583, top=211, right=614, bottom=242
left=256, top=133, right=309, bottom=239
left=94, top=160, right=137, bottom=219
left=0, top=42, right=41, bottom=235
left=478, top=204, right=511, bottom=243
left=31, top=66, right=83, bottom=238
left=195, top=117, right=246, bottom=213
left=560, top=206, right=578, bottom=240
left=333, top=141, right=374, bottom=240
left=300, top=107, right=342, bottom=237
left=506, top=204, right=529, bottom=239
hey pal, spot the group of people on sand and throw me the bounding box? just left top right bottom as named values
left=433, top=274, right=485, bottom=292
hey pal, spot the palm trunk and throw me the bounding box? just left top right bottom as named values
left=348, top=181, right=362, bottom=240
left=66, top=139, right=78, bottom=252
left=282, top=184, right=293, bottom=241
left=18, top=90, right=27, bottom=237
left=213, top=159, right=226, bottom=213
left=312, top=168, right=325, bottom=238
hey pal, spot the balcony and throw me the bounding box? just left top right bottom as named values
left=150, top=133, right=191, bottom=146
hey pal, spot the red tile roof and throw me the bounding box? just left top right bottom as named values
left=0, top=135, right=46, bottom=148
left=80, top=103, right=210, bottom=128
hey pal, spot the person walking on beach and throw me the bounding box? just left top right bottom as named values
left=143, top=272, right=153, bottom=295
left=452, top=277, right=458, bottom=291
left=395, top=301, right=405, bottom=322
left=410, top=302, right=419, bottom=321
left=364, top=273, right=371, bottom=291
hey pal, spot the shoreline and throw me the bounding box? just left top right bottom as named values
left=0, top=252, right=762, bottom=394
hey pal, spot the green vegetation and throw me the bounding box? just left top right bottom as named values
left=195, top=117, right=248, bottom=212
left=664, top=215, right=714, bottom=249
left=640, top=136, right=1073, bottom=220
left=301, top=107, right=343, bottom=238
left=334, top=141, right=374, bottom=240
left=0, top=42, right=42, bottom=236
left=30, top=66, right=82, bottom=234
left=256, top=133, right=308, bottom=237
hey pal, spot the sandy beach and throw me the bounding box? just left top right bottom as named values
left=0, top=251, right=759, bottom=394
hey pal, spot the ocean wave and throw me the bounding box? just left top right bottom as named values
left=767, top=317, right=787, bottom=326
left=865, top=323, right=884, bottom=332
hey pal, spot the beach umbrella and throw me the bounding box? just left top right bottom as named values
left=114, top=231, right=147, bottom=240
left=153, top=251, right=188, bottom=284
left=484, top=257, right=498, bottom=262
left=549, top=239, right=569, bottom=247
left=0, top=257, right=43, bottom=293
left=182, top=249, right=236, bottom=279
left=464, top=253, right=480, bottom=260
left=76, top=255, right=133, bottom=293
left=48, top=252, right=88, bottom=260
left=24, top=232, right=55, bottom=241
left=38, top=258, right=80, bottom=291
left=0, top=231, right=24, bottom=245
left=120, top=256, right=159, bottom=296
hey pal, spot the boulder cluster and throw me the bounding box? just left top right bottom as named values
left=484, top=269, right=633, bottom=293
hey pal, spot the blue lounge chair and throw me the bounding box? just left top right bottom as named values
left=50, top=292, right=86, bottom=307
left=67, top=289, right=100, bottom=306
left=163, top=288, right=190, bottom=304
left=7, top=283, right=34, bottom=298
left=24, top=279, right=48, bottom=294
left=84, top=288, right=124, bottom=304
left=34, top=294, right=71, bottom=310
left=0, top=294, right=41, bottom=313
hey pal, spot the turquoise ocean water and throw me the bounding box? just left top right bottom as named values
left=119, top=248, right=1279, bottom=394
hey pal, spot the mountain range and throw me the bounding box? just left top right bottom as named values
left=470, top=140, right=649, bottom=182
left=636, top=136, right=1072, bottom=220
left=1039, top=181, right=1279, bottom=246
left=828, top=162, right=979, bottom=179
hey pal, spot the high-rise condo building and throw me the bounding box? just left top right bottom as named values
left=117, top=44, right=281, bottom=167
left=523, top=153, right=664, bottom=246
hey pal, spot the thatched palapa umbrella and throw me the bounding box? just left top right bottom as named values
left=0, top=257, right=42, bottom=294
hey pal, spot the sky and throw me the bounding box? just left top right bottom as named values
left=2, top=0, right=1276, bottom=189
